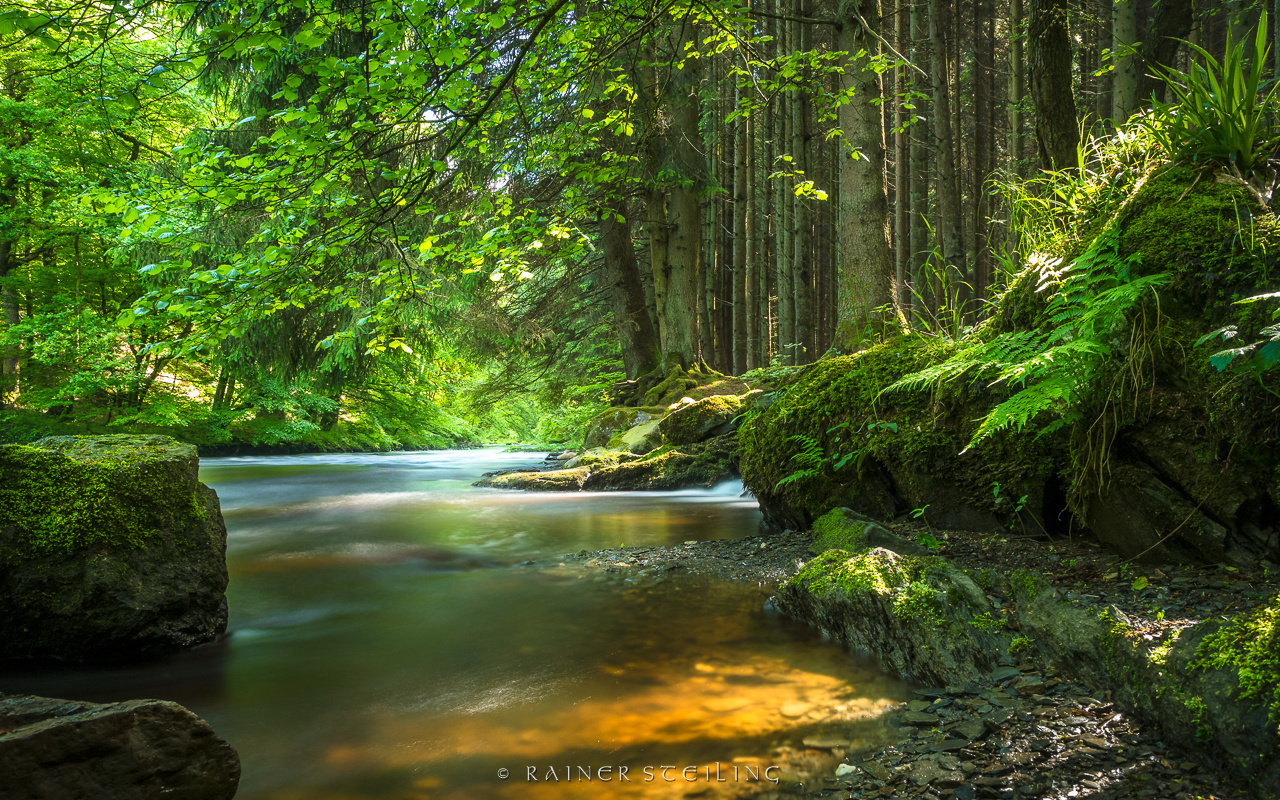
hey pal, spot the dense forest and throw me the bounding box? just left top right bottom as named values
left=0, top=0, right=1276, bottom=451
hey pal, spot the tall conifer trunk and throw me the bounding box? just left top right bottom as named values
left=1029, top=0, right=1080, bottom=170
left=835, top=0, right=894, bottom=346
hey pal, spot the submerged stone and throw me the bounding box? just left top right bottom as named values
left=0, top=694, right=240, bottom=800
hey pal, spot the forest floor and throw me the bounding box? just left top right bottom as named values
left=534, top=522, right=1277, bottom=800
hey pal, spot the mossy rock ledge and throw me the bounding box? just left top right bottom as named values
left=775, top=541, right=1280, bottom=794
left=0, top=434, right=229, bottom=662
left=775, top=546, right=1012, bottom=686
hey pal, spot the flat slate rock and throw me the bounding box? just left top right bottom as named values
left=990, top=666, right=1023, bottom=682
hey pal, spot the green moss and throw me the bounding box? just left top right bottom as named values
left=809, top=508, right=869, bottom=553
left=969, top=612, right=1007, bottom=633
left=1011, top=569, right=1043, bottom=599
left=1010, top=636, right=1033, bottom=656
left=1118, top=166, right=1278, bottom=304
left=0, top=435, right=204, bottom=559
left=893, top=579, right=945, bottom=627
left=1190, top=592, right=1280, bottom=738
left=739, top=336, right=945, bottom=518
left=659, top=394, right=743, bottom=446
left=786, top=548, right=911, bottom=597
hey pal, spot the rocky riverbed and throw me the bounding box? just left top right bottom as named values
left=523, top=521, right=1272, bottom=799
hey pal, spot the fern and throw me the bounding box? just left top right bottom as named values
left=886, top=226, right=1169, bottom=454
left=775, top=434, right=825, bottom=489
left=1198, top=291, right=1280, bottom=377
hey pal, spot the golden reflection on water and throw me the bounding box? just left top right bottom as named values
left=256, top=576, right=907, bottom=800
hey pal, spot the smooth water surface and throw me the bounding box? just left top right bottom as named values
left=2, top=449, right=909, bottom=799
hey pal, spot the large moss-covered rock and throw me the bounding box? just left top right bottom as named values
left=582, top=407, right=666, bottom=450
left=775, top=547, right=1012, bottom=685
left=741, top=165, right=1280, bottom=569
left=0, top=694, right=240, bottom=800
left=583, top=434, right=739, bottom=490
left=476, top=466, right=592, bottom=491
left=657, top=394, right=745, bottom=446
left=0, top=435, right=229, bottom=662
left=739, top=336, right=1063, bottom=533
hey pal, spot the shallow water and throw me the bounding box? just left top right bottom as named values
left=1, top=448, right=910, bottom=799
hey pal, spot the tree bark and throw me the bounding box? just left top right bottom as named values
left=664, top=19, right=705, bottom=368
left=1112, top=0, right=1139, bottom=122
left=792, top=2, right=815, bottom=363
left=1010, top=0, right=1026, bottom=173
left=835, top=0, right=894, bottom=346
left=909, top=0, right=930, bottom=320
left=894, top=0, right=909, bottom=314
left=601, top=201, right=663, bottom=379
left=1029, top=0, right=1080, bottom=170
left=0, top=238, right=19, bottom=397
left=1139, top=0, right=1195, bottom=102
left=1095, top=0, right=1112, bottom=128
left=974, top=0, right=994, bottom=305
left=929, top=0, right=964, bottom=282
left=733, top=87, right=750, bottom=375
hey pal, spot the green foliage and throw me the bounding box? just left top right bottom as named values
left=886, top=226, right=1168, bottom=455
left=774, top=433, right=824, bottom=489
left=1143, top=12, right=1280, bottom=175
left=1197, top=290, right=1280, bottom=379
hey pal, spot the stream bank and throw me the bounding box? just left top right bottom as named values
left=550, top=512, right=1274, bottom=799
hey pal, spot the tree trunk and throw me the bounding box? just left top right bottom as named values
left=1029, top=0, right=1080, bottom=170
left=974, top=0, right=994, bottom=306
left=602, top=201, right=663, bottom=379
left=835, top=0, right=894, bottom=346
left=1140, top=0, right=1195, bottom=102
left=646, top=186, right=671, bottom=354
left=1010, top=0, right=1026, bottom=173
left=746, top=111, right=760, bottom=371
left=929, top=0, right=965, bottom=283
left=0, top=238, right=19, bottom=397
left=1112, top=0, right=1139, bottom=122
left=792, top=3, right=815, bottom=363
left=212, top=365, right=229, bottom=410
left=1095, top=0, right=1112, bottom=127
left=733, top=88, right=750, bottom=375
left=894, top=0, right=909, bottom=314
left=909, top=0, right=930, bottom=321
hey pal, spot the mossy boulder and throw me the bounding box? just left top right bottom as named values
left=739, top=336, right=1064, bottom=533
left=0, top=435, right=229, bottom=662
left=610, top=419, right=663, bottom=455
left=809, top=507, right=928, bottom=557
left=0, top=694, right=240, bottom=800
left=582, top=406, right=666, bottom=450
left=583, top=434, right=740, bottom=491
left=775, top=548, right=1011, bottom=685
left=475, top=466, right=592, bottom=491
left=657, top=394, right=745, bottom=446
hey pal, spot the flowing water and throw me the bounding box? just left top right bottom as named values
left=2, top=449, right=911, bottom=799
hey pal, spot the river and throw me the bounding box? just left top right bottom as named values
left=2, top=448, right=910, bottom=799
